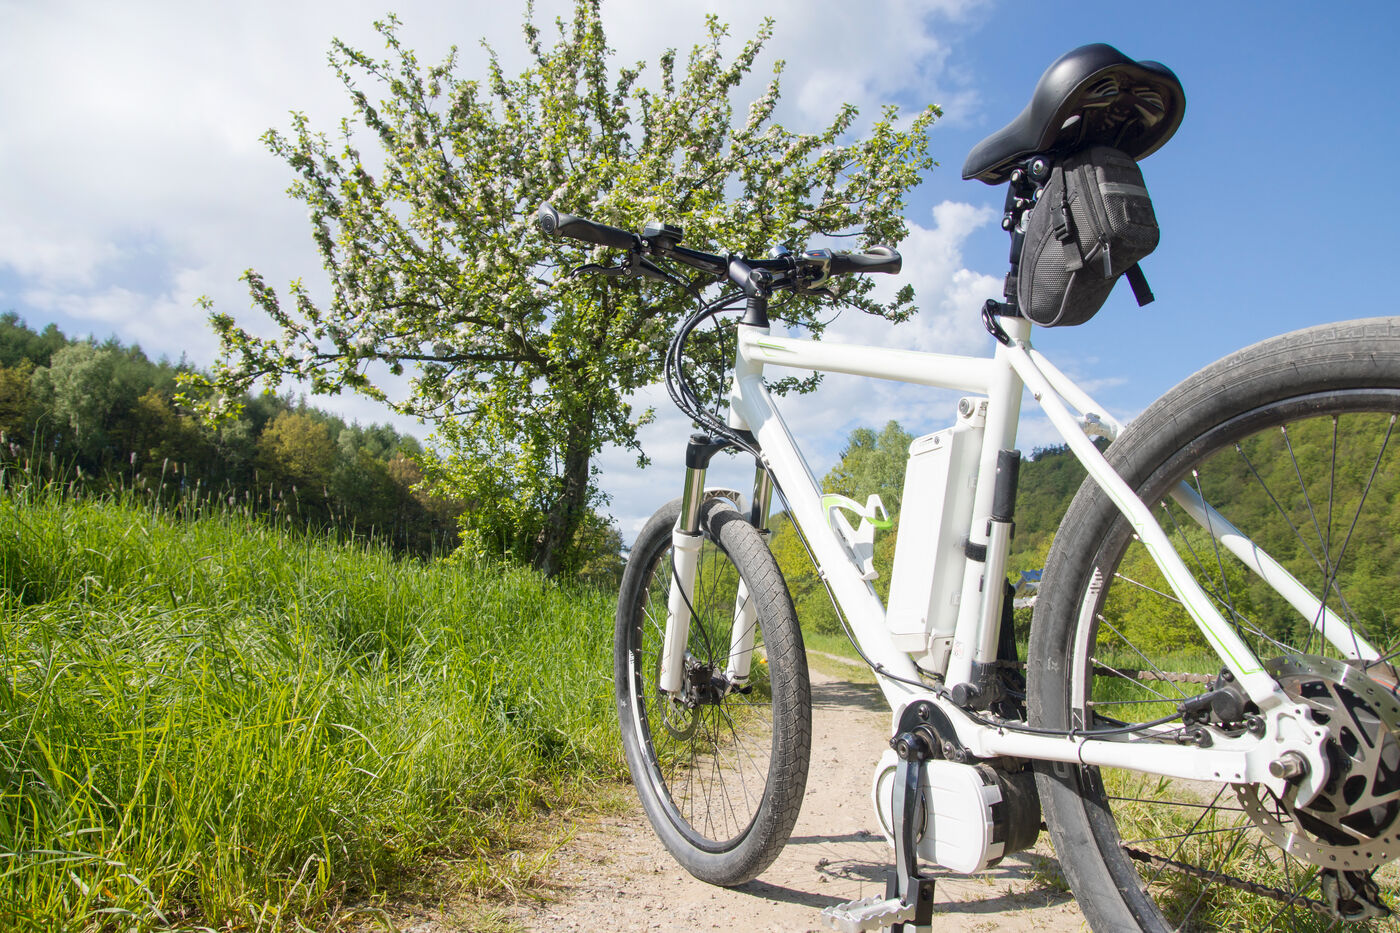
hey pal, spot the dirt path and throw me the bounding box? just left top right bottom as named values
left=506, top=663, right=1087, bottom=933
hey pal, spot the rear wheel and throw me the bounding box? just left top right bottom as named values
left=1030, top=318, right=1400, bottom=930
left=615, top=495, right=811, bottom=885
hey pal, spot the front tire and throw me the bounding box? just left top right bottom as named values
left=615, top=495, right=811, bottom=886
left=1029, top=318, right=1400, bottom=930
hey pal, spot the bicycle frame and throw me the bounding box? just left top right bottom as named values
left=663, top=314, right=1350, bottom=802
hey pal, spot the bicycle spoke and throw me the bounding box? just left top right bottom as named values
left=714, top=704, right=758, bottom=826
left=1143, top=784, right=1231, bottom=889
left=1094, top=614, right=1196, bottom=699
left=1112, top=569, right=1183, bottom=606
left=1191, top=468, right=1241, bottom=639
left=1316, top=413, right=1394, bottom=661
left=1114, top=518, right=1295, bottom=663
left=1089, top=696, right=1200, bottom=708
left=1260, top=847, right=1320, bottom=932
left=1106, top=795, right=1247, bottom=814
left=1317, top=415, right=1339, bottom=659
left=1089, top=653, right=1181, bottom=704
left=1176, top=823, right=1250, bottom=928
left=1233, top=438, right=1367, bottom=642
left=1281, top=425, right=1331, bottom=596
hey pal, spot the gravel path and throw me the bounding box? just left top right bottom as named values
left=505, top=663, right=1088, bottom=932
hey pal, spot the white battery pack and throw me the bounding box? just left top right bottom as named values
left=885, top=399, right=985, bottom=654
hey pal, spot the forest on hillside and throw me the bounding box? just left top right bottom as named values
left=0, top=314, right=631, bottom=579
left=0, top=313, right=467, bottom=557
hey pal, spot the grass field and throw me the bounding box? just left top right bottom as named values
left=0, top=473, right=623, bottom=931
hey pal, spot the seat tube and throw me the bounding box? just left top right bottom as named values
left=659, top=435, right=713, bottom=695
left=946, top=318, right=1030, bottom=695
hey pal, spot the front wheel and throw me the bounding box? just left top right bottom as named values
left=615, top=495, right=811, bottom=886
left=1030, top=318, right=1400, bottom=930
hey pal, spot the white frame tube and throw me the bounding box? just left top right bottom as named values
left=1169, top=482, right=1380, bottom=661
left=725, top=579, right=758, bottom=684
left=1002, top=340, right=1288, bottom=708
left=701, top=321, right=1360, bottom=773
left=659, top=528, right=702, bottom=695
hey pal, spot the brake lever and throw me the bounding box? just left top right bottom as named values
left=632, top=255, right=672, bottom=283
left=565, top=254, right=673, bottom=284
left=565, top=262, right=629, bottom=279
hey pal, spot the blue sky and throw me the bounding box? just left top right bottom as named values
left=2, top=0, right=1397, bottom=537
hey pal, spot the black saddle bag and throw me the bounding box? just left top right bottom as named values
left=1016, top=146, right=1159, bottom=327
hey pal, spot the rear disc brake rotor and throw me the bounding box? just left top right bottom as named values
left=1235, top=655, right=1400, bottom=870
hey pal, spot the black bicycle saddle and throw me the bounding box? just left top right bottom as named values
left=962, top=43, right=1185, bottom=184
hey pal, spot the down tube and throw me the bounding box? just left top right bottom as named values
left=731, top=372, right=924, bottom=707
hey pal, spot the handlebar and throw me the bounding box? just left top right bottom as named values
left=829, top=246, right=901, bottom=276
left=536, top=202, right=901, bottom=293
left=536, top=203, right=638, bottom=251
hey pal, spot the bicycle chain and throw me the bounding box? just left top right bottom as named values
left=999, top=660, right=1215, bottom=685
left=1122, top=845, right=1336, bottom=920
left=1092, top=665, right=1215, bottom=685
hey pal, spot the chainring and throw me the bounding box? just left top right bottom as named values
left=1235, top=655, right=1400, bottom=871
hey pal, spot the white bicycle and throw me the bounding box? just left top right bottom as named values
left=540, top=43, right=1400, bottom=933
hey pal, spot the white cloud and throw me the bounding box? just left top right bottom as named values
left=562, top=0, right=987, bottom=128
left=20, top=264, right=217, bottom=361
left=0, top=0, right=988, bottom=297
left=0, top=0, right=994, bottom=516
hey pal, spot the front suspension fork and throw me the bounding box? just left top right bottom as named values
left=658, top=435, right=770, bottom=696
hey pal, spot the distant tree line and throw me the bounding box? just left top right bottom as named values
left=0, top=312, right=461, bottom=557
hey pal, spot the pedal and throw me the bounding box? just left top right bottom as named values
left=820, top=895, right=915, bottom=933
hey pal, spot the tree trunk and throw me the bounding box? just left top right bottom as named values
left=532, top=411, right=595, bottom=577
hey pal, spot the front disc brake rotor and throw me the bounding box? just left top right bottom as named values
left=653, top=653, right=699, bottom=740
left=1235, top=655, right=1400, bottom=870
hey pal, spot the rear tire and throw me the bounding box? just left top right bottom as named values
left=1030, top=318, right=1400, bottom=930
left=615, top=496, right=811, bottom=885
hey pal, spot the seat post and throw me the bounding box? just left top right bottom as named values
left=996, top=158, right=1048, bottom=318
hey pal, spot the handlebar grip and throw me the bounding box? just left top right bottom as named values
left=828, top=246, right=902, bottom=276
left=537, top=203, right=637, bottom=250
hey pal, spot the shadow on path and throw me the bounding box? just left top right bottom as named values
left=809, top=676, right=884, bottom=712
left=717, top=852, right=1073, bottom=916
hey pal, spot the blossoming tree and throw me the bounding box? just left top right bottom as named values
left=200, top=0, right=937, bottom=574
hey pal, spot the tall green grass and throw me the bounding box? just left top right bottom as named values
left=0, top=472, right=621, bottom=930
